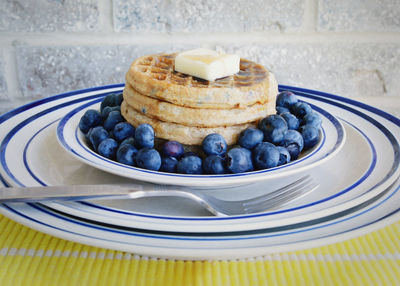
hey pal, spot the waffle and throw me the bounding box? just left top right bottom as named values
left=125, top=53, right=278, bottom=109
left=123, top=83, right=275, bottom=128
left=121, top=101, right=255, bottom=145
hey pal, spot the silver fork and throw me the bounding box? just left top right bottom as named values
left=170, top=175, right=318, bottom=216
left=0, top=175, right=318, bottom=216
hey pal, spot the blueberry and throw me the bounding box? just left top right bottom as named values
left=135, top=123, right=155, bottom=149
left=116, top=144, right=138, bottom=166
left=203, top=155, right=226, bottom=174
left=104, top=110, right=124, bottom=131
left=300, top=125, right=320, bottom=149
left=290, top=102, right=312, bottom=118
left=276, top=146, right=291, bottom=166
left=238, top=127, right=264, bottom=149
left=100, top=94, right=116, bottom=111
left=135, top=148, right=161, bottom=171
left=281, top=130, right=304, bottom=160
left=88, top=126, right=109, bottom=151
left=280, top=112, right=300, bottom=130
left=100, top=93, right=123, bottom=111
left=160, top=156, right=178, bottom=173
left=258, top=115, right=288, bottom=145
left=177, top=155, right=203, bottom=174
left=114, top=93, right=123, bottom=106
left=113, top=122, right=135, bottom=142
left=181, top=151, right=201, bottom=159
left=301, top=112, right=322, bottom=129
left=97, top=138, right=118, bottom=160
left=120, top=136, right=135, bottom=147
left=276, top=106, right=290, bottom=115
left=226, top=147, right=254, bottom=173
left=202, top=133, right=227, bottom=156
left=276, top=91, right=298, bottom=108
left=85, top=128, right=93, bottom=143
left=101, top=105, right=120, bottom=120
left=252, top=142, right=280, bottom=170
left=162, top=141, right=184, bottom=158
left=79, top=109, right=102, bottom=134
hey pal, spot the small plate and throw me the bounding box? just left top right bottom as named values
left=56, top=92, right=346, bottom=187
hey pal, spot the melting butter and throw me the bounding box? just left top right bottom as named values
left=174, top=48, right=240, bottom=81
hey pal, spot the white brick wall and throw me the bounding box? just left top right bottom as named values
left=0, top=0, right=399, bottom=115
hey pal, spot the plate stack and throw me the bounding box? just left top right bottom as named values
left=1, top=84, right=400, bottom=260
left=121, top=53, right=279, bottom=145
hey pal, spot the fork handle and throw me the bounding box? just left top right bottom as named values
left=0, top=184, right=220, bottom=215
left=0, top=183, right=180, bottom=203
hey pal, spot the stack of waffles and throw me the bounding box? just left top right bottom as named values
left=121, top=53, right=279, bottom=145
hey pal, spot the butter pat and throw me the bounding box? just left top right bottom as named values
left=174, top=48, right=240, bottom=81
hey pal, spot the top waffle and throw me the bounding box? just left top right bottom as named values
left=126, top=53, right=278, bottom=109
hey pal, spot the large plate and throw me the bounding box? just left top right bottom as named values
left=56, top=96, right=345, bottom=187
left=0, top=85, right=399, bottom=235
left=0, top=85, right=399, bottom=259
left=0, top=162, right=399, bottom=260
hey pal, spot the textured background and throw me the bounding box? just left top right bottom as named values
left=0, top=0, right=399, bottom=115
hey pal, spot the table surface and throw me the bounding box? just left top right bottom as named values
left=0, top=96, right=399, bottom=285
left=0, top=214, right=399, bottom=285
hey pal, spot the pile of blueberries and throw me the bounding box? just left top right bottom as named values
left=79, top=91, right=321, bottom=174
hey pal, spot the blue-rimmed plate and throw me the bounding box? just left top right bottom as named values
left=0, top=85, right=399, bottom=235
left=0, top=85, right=400, bottom=259
left=56, top=96, right=345, bottom=187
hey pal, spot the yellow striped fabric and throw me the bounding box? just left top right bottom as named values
left=0, top=214, right=399, bottom=286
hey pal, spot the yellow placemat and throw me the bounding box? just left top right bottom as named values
left=0, top=214, right=399, bottom=286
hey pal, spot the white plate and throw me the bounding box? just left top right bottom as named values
left=57, top=96, right=345, bottom=187
left=0, top=158, right=399, bottom=260
left=0, top=85, right=400, bottom=260
left=0, top=85, right=399, bottom=235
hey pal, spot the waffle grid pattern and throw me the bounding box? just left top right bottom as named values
left=126, top=53, right=274, bottom=110
left=133, top=54, right=267, bottom=89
